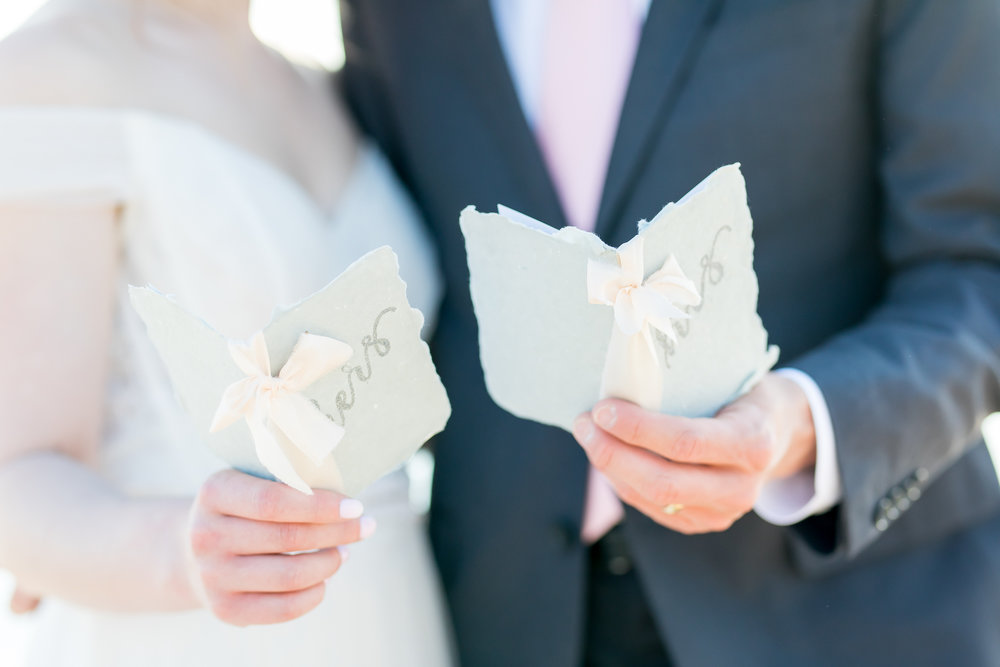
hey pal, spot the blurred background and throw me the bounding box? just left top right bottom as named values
left=0, top=0, right=344, bottom=68
left=1, top=1, right=999, bottom=664
left=0, top=2, right=345, bottom=662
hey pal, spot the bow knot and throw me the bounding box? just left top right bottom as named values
left=210, top=331, right=353, bottom=494
left=258, top=376, right=284, bottom=394
left=587, top=237, right=701, bottom=409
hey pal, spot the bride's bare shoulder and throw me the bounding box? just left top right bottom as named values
left=0, top=2, right=137, bottom=108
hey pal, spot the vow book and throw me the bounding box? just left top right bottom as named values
left=130, top=246, right=451, bottom=496
left=460, top=164, right=778, bottom=431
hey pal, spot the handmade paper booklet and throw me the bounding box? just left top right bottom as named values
left=460, top=164, right=778, bottom=431
left=130, top=246, right=451, bottom=497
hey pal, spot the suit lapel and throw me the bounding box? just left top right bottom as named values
left=450, top=0, right=568, bottom=229
left=595, top=0, right=724, bottom=240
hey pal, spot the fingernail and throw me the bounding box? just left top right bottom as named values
left=338, top=546, right=350, bottom=564
left=573, top=417, right=596, bottom=450
left=360, top=516, right=377, bottom=540
left=594, top=404, right=617, bottom=429
left=340, top=498, right=364, bottom=520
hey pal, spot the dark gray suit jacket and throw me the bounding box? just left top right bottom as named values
left=341, top=1, right=1000, bottom=664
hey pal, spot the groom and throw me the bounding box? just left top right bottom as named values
left=341, top=1, right=1000, bottom=665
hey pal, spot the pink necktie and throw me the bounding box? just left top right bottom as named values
left=535, top=0, right=641, bottom=543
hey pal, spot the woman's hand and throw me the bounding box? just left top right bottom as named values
left=186, top=469, right=375, bottom=626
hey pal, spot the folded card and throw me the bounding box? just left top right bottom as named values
left=460, top=164, right=778, bottom=432
left=129, top=246, right=451, bottom=497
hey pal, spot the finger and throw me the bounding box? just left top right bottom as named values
left=191, top=514, right=377, bottom=556
left=203, top=547, right=347, bottom=594
left=199, top=469, right=359, bottom=524
left=574, top=416, right=757, bottom=512
left=211, top=582, right=327, bottom=626
left=613, top=480, right=741, bottom=534
left=587, top=399, right=771, bottom=471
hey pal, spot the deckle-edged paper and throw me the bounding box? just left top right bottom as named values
left=460, top=164, right=778, bottom=431
left=129, top=246, right=451, bottom=497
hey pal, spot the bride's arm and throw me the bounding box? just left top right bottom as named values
left=0, top=453, right=196, bottom=612
left=0, top=199, right=186, bottom=610
left=0, top=201, right=371, bottom=623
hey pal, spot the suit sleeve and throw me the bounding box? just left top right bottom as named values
left=792, top=0, right=1000, bottom=559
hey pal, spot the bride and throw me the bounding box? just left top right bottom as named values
left=0, top=0, right=453, bottom=664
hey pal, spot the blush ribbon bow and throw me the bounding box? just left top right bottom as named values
left=587, top=237, right=701, bottom=410
left=210, top=331, right=353, bottom=495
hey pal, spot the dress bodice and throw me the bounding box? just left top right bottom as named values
left=0, top=107, right=451, bottom=666
left=0, top=106, right=441, bottom=498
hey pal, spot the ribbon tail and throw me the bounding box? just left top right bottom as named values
left=274, top=418, right=349, bottom=495
left=270, top=413, right=348, bottom=495
left=245, top=415, right=314, bottom=495
left=599, top=326, right=663, bottom=411
left=269, top=393, right=346, bottom=464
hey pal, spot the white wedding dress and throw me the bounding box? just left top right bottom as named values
left=0, top=107, right=453, bottom=667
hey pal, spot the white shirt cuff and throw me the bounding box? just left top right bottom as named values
left=753, top=368, right=842, bottom=526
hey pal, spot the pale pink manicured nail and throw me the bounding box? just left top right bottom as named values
left=360, top=516, right=377, bottom=540
left=573, top=417, right=596, bottom=449
left=340, top=498, right=364, bottom=519
left=594, top=404, right=617, bottom=429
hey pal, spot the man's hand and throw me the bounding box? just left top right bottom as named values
left=572, top=373, right=817, bottom=534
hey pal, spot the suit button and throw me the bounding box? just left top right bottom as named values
left=593, top=526, right=632, bottom=575
left=608, top=554, right=632, bottom=576
left=873, top=496, right=895, bottom=530
left=891, top=486, right=910, bottom=512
